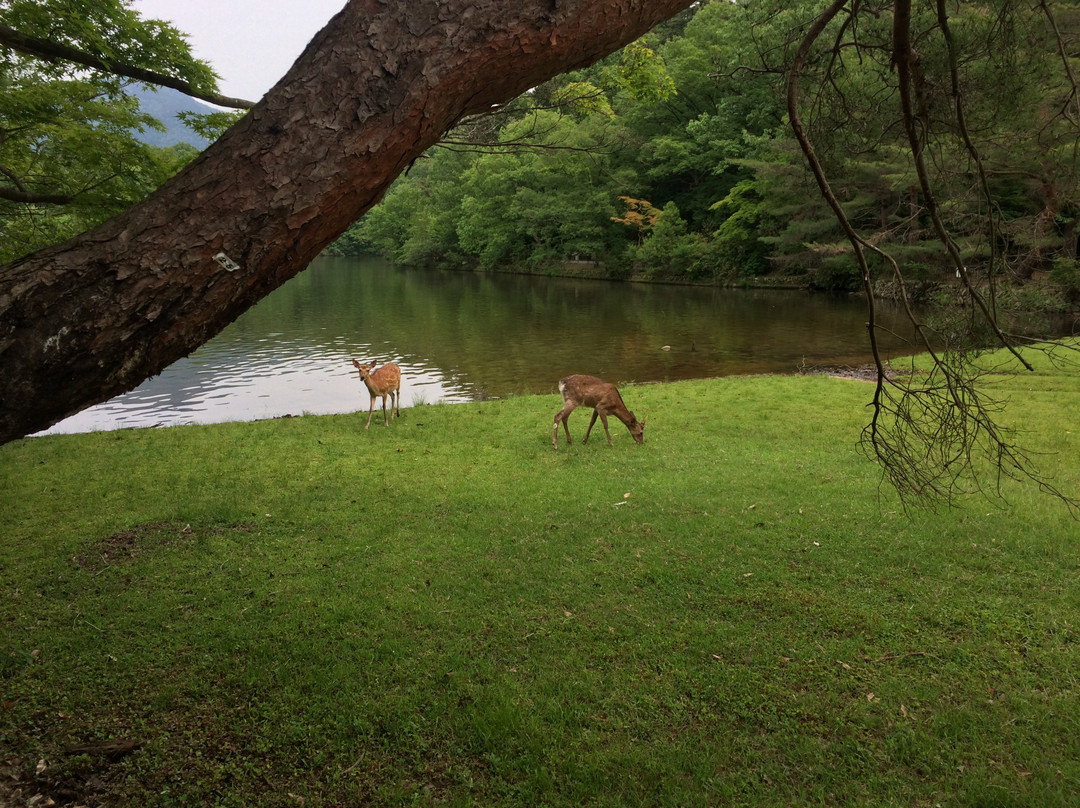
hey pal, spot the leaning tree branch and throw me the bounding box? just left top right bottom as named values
left=0, top=164, right=76, bottom=204
left=0, top=185, right=74, bottom=204
left=0, top=23, right=254, bottom=109
left=0, top=0, right=695, bottom=444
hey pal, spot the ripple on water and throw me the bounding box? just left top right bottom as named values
left=39, top=257, right=950, bottom=436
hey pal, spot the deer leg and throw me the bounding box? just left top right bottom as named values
left=553, top=403, right=577, bottom=449
left=599, top=412, right=614, bottom=446
left=583, top=409, right=600, bottom=444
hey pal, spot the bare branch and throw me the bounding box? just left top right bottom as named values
left=786, top=0, right=886, bottom=375
left=0, top=185, right=74, bottom=204
left=786, top=0, right=1076, bottom=511
left=893, top=0, right=1031, bottom=370
left=1037, top=0, right=1080, bottom=126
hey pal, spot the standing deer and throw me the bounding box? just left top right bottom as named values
left=553, top=374, right=645, bottom=450
left=351, top=359, right=401, bottom=428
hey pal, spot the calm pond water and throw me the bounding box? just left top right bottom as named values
left=44, top=256, right=922, bottom=435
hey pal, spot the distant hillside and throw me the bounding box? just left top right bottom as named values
left=130, top=85, right=216, bottom=149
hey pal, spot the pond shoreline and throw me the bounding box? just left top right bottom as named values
left=43, top=256, right=931, bottom=436
left=392, top=255, right=1080, bottom=317
left=38, top=256, right=1075, bottom=438
left=393, top=256, right=812, bottom=291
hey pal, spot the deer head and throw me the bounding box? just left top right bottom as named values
left=351, top=359, right=377, bottom=380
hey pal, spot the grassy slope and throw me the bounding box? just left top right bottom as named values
left=1, top=359, right=1078, bottom=807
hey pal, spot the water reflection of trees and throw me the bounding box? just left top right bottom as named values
left=261, top=256, right=922, bottom=396
left=51, top=257, right=1072, bottom=434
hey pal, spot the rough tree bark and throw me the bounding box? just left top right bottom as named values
left=0, top=0, right=693, bottom=444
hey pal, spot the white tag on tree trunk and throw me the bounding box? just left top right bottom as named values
left=213, top=252, right=240, bottom=272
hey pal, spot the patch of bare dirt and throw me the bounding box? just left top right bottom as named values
left=800, top=363, right=882, bottom=382
left=1, top=741, right=141, bottom=808
left=69, top=522, right=254, bottom=573
left=70, top=521, right=185, bottom=573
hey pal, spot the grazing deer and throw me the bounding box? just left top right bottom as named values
left=553, top=374, right=645, bottom=449
left=351, top=359, right=401, bottom=428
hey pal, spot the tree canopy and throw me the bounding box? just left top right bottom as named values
left=342, top=0, right=1080, bottom=304
left=0, top=0, right=246, bottom=262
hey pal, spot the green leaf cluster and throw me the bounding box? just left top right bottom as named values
left=339, top=4, right=781, bottom=282
left=0, top=0, right=222, bottom=262
left=344, top=1, right=1080, bottom=293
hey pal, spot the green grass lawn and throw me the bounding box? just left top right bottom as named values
left=1, top=354, right=1078, bottom=807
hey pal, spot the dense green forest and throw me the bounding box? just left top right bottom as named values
left=331, top=1, right=1080, bottom=306
left=4, top=0, right=1080, bottom=308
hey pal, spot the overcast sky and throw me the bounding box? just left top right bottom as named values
left=130, top=0, right=346, bottom=102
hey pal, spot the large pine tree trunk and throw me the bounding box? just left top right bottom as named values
left=0, top=0, right=692, bottom=444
